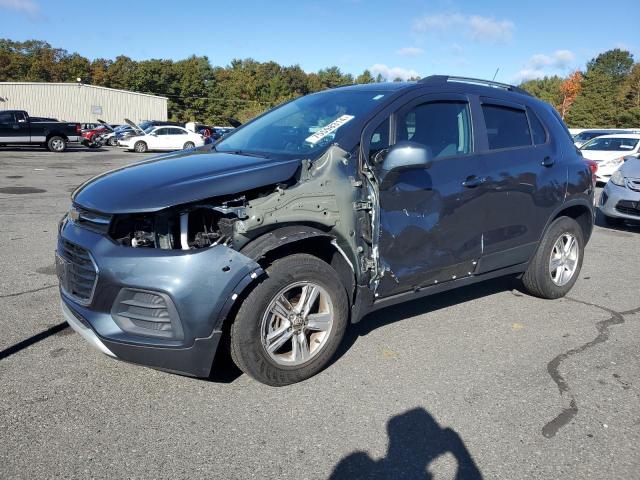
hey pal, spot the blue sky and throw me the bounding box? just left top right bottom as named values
left=1, top=0, right=639, bottom=83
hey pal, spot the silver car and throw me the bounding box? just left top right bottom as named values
left=600, top=155, right=640, bottom=225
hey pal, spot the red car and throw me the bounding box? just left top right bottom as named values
left=81, top=125, right=110, bottom=148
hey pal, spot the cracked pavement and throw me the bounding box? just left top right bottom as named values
left=1, top=148, right=639, bottom=479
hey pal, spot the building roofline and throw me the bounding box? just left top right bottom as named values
left=0, top=82, right=168, bottom=100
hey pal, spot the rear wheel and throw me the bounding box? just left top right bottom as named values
left=134, top=141, right=148, bottom=153
left=522, top=216, right=584, bottom=299
left=183, top=141, right=195, bottom=150
left=230, top=254, right=348, bottom=386
left=47, top=136, right=66, bottom=152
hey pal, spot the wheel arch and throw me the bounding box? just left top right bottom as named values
left=46, top=131, right=68, bottom=141
left=238, top=225, right=357, bottom=306
left=547, top=199, right=594, bottom=243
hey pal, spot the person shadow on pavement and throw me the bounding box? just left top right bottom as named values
left=329, top=408, right=483, bottom=480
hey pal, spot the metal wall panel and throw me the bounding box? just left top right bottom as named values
left=0, top=83, right=168, bottom=123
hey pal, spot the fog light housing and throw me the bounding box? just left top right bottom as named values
left=111, top=288, right=183, bottom=340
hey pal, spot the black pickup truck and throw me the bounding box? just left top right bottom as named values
left=0, top=110, right=81, bottom=152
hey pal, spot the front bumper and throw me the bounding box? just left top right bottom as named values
left=599, top=181, right=640, bottom=220
left=58, top=219, right=261, bottom=377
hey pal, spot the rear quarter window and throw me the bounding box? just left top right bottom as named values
left=527, top=108, right=547, bottom=145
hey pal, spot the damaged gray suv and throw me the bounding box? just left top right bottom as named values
left=57, top=76, right=594, bottom=386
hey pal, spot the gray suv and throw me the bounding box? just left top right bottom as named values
left=57, top=76, right=594, bottom=385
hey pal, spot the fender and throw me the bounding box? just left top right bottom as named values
left=239, top=225, right=335, bottom=261
left=538, top=196, right=595, bottom=245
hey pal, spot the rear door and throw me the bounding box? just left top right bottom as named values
left=474, top=98, right=565, bottom=273
left=373, top=94, right=489, bottom=297
left=167, top=127, right=189, bottom=150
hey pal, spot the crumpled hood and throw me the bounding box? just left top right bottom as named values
left=73, top=149, right=301, bottom=214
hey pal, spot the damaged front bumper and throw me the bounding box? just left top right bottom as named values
left=57, top=219, right=261, bottom=377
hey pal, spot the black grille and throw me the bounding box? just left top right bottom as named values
left=58, top=239, right=98, bottom=304
left=615, top=200, right=640, bottom=217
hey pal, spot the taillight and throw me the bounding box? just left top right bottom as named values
left=76, top=123, right=81, bottom=134
left=586, top=160, right=597, bottom=185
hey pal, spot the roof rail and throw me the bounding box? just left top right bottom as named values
left=418, top=75, right=532, bottom=97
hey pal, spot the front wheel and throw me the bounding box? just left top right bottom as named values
left=134, top=141, right=148, bottom=153
left=521, top=216, right=584, bottom=299
left=47, top=136, right=67, bottom=152
left=230, top=254, right=348, bottom=386
left=107, top=137, right=117, bottom=146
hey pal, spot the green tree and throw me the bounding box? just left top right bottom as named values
left=567, top=49, right=634, bottom=127
left=520, top=76, right=563, bottom=106
left=355, top=69, right=375, bottom=84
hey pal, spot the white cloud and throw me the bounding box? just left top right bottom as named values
left=513, top=50, right=576, bottom=82
left=396, top=47, right=424, bottom=57
left=413, top=13, right=514, bottom=44
left=370, top=64, right=420, bottom=81
left=0, top=0, right=40, bottom=19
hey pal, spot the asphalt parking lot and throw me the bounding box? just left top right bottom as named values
left=1, top=146, right=639, bottom=479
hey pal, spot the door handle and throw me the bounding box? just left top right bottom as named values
left=542, top=156, right=555, bottom=167
left=462, top=176, right=487, bottom=188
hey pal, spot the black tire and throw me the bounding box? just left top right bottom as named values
left=134, top=141, right=148, bottom=153
left=522, top=216, right=584, bottom=299
left=47, top=136, right=67, bottom=152
left=107, top=137, right=117, bottom=146
left=230, top=253, right=348, bottom=386
left=183, top=141, right=195, bottom=150
left=603, top=214, right=624, bottom=227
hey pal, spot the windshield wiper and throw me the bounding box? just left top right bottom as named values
left=225, top=150, right=271, bottom=159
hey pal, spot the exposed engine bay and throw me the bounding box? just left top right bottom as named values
left=104, top=145, right=381, bottom=289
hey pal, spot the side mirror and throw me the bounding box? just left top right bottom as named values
left=380, top=141, right=433, bottom=175
left=150, top=132, right=157, bottom=137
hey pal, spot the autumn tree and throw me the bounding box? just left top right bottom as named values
left=558, top=71, right=582, bottom=119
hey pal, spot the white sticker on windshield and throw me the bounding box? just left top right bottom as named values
left=305, top=115, right=355, bottom=145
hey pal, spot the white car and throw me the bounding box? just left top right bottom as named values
left=580, top=134, right=640, bottom=183
left=118, top=123, right=205, bottom=153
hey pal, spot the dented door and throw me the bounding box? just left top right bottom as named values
left=375, top=95, right=488, bottom=297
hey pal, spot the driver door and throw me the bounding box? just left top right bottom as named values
left=371, top=94, right=489, bottom=297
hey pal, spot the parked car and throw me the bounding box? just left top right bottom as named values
left=118, top=121, right=205, bottom=152
left=579, top=134, right=640, bottom=183
left=101, top=124, right=131, bottom=146
left=573, top=129, right=627, bottom=148
left=599, top=155, right=640, bottom=225
left=57, top=76, right=594, bottom=386
left=0, top=110, right=81, bottom=151
left=116, top=119, right=184, bottom=142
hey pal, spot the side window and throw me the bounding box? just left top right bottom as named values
left=15, top=112, right=27, bottom=123
left=397, top=101, right=472, bottom=158
left=170, top=128, right=186, bottom=135
left=0, top=112, right=14, bottom=123
left=482, top=104, right=531, bottom=150
left=154, top=128, right=168, bottom=136
left=368, top=117, right=390, bottom=163
left=527, top=108, right=547, bottom=145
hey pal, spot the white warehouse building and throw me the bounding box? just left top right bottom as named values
left=0, top=82, right=168, bottom=124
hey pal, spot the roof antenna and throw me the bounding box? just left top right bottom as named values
left=492, top=68, right=499, bottom=81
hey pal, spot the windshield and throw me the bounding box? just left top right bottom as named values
left=581, top=137, right=639, bottom=151
left=216, top=90, right=388, bottom=158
